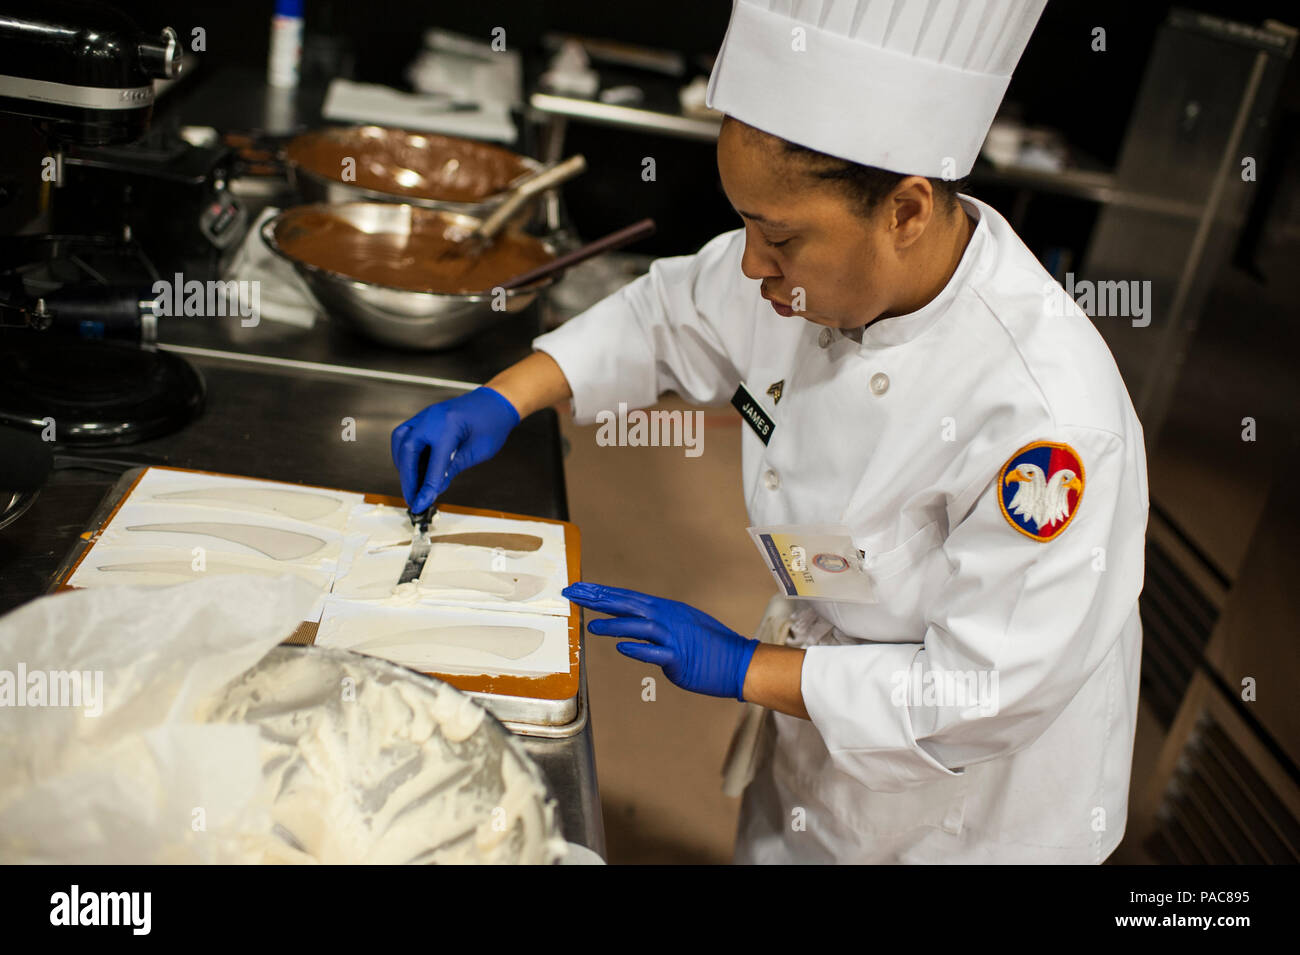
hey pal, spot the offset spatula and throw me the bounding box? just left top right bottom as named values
left=396, top=505, right=436, bottom=585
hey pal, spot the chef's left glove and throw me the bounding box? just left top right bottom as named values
left=562, top=582, right=759, bottom=701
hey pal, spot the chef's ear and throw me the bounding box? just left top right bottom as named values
left=885, top=176, right=937, bottom=245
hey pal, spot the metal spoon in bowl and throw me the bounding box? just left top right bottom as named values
left=440, top=154, right=587, bottom=264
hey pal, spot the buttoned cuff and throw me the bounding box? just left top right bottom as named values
left=532, top=296, right=659, bottom=426
left=802, top=643, right=965, bottom=792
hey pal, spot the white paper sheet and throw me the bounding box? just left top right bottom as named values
left=337, top=504, right=570, bottom=615
left=66, top=545, right=334, bottom=621
left=315, top=599, right=571, bottom=678
left=123, top=468, right=363, bottom=531
left=97, top=501, right=347, bottom=565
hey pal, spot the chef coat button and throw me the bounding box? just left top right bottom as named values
left=818, top=328, right=833, bottom=348
left=870, top=372, right=890, bottom=396
left=763, top=468, right=781, bottom=490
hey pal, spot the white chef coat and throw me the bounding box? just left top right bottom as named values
left=533, top=195, right=1148, bottom=864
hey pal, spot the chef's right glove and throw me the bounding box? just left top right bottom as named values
left=391, top=386, right=521, bottom=512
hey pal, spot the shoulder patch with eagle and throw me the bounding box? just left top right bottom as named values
left=997, top=441, right=1085, bottom=541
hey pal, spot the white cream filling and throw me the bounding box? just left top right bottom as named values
left=201, top=654, right=561, bottom=864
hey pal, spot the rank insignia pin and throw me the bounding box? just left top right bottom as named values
left=766, top=380, right=784, bottom=404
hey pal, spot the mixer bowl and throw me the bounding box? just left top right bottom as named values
left=261, top=202, right=558, bottom=350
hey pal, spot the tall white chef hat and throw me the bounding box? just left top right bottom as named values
left=706, top=0, right=1048, bottom=178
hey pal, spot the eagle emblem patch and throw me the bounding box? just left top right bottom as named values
left=998, top=441, right=1085, bottom=541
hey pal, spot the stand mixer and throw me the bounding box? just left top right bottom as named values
left=0, top=0, right=205, bottom=446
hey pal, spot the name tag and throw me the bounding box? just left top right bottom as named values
left=731, top=382, right=775, bottom=445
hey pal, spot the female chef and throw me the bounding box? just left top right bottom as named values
left=391, top=0, right=1149, bottom=864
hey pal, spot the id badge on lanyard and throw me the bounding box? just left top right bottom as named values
left=747, top=524, right=878, bottom=604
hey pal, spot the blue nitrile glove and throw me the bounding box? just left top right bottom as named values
left=562, top=582, right=760, bottom=700
left=391, top=386, right=521, bottom=512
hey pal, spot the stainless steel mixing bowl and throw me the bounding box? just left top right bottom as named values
left=261, top=202, right=558, bottom=350
left=285, top=125, right=544, bottom=216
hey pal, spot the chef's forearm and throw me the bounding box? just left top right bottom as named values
left=742, top=645, right=810, bottom=719
left=486, top=351, right=574, bottom=419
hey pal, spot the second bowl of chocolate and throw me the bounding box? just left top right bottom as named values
left=262, top=202, right=558, bottom=350
left=285, top=126, right=543, bottom=216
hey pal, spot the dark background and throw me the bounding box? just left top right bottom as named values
left=107, top=0, right=1295, bottom=161
left=12, top=1, right=1300, bottom=260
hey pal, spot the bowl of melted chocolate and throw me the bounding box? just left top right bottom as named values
left=262, top=202, right=559, bottom=350
left=285, top=126, right=542, bottom=214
